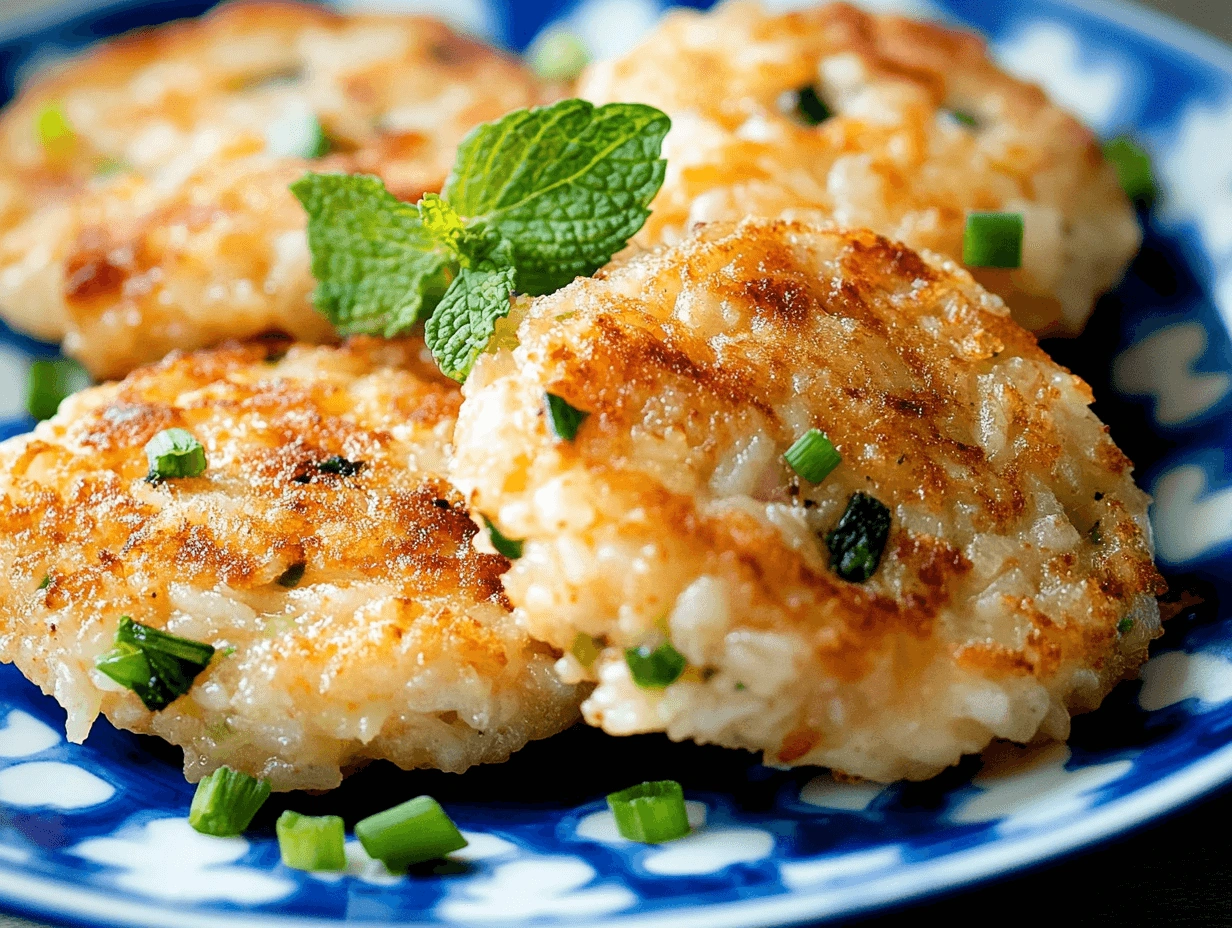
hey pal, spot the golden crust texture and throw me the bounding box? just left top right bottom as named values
left=579, top=0, right=1140, bottom=336
left=450, top=218, right=1164, bottom=782
left=0, top=338, right=582, bottom=790
left=0, top=1, right=550, bottom=376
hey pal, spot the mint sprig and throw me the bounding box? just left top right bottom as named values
left=294, top=99, right=669, bottom=380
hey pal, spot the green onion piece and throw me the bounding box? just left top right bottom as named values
left=948, top=109, right=979, bottom=128
left=37, top=574, right=50, bottom=590
left=275, top=562, right=306, bottom=588
left=1117, top=616, right=1134, bottom=635
left=825, top=492, right=892, bottom=583
left=355, top=795, right=468, bottom=873
left=189, top=766, right=271, bottom=837
left=306, top=117, right=331, bottom=159
left=783, top=428, right=841, bottom=484
left=35, top=103, right=75, bottom=156
left=26, top=358, right=90, bottom=421
left=94, top=616, right=215, bottom=711
left=277, top=810, right=347, bottom=871
left=317, top=455, right=364, bottom=476
left=545, top=393, right=588, bottom=441
left=482, top=516, right=523, bottom=560
left=962, top=212, right=1023, bottom=269
left=625, top=641, right=686, bottom=689
left=791, top=85, right=832, bottom=126
left=144, top=428, right=207, bottom=479
left=1103, top=135, right=1155, bottom=204
left=571, top=632, right=601, bottom=667
left=527, top=29, right=590, bottom=82
left=606, top=780, right=690, bottom=843
left=94, top=156, right=128, bottom=177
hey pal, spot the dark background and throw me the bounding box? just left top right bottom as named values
left=0, top=1, right=1228, bottom=927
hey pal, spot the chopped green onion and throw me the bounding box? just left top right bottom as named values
left=482, top=516, right=523, bottom=559
left=962, top=212, right=1023, bottom=269
left=94, top=616, right=215, bottom=711
left=144, top=428, right=207, bottom=479
left=571, top=632, right=601, bottom=667
left=948, top=109, right=979, bottom=128
left=94, top=156, right=128, bottom=177
left=545, top=393, right=588, bottom=441
left=275, top=562, right=306, bottom=588
left=189, top=766, right=271, bottom=837
left=1117, top=616, right=1134, bottom=635
left=35, top=103, right=75, bottom=157
left=37, top=574, right=50, bottom=590
left=606, top=780, right=690, bottom=843
left=277, top=811, right=346, bottom=871
left=317, top=455, right=364, bottom=476
left=26, top=358, right=90, bottom=421
left=355, top=795, right=468, bottom=873
left=825, top=492, right=892, bottom=583
left=790, top=85, right=832, bottom=126
left=784, top=429, right=841, bottom=484
left=306, top=117, right=331, bottom=159
left=625, top=641, right=686, bottom=689
left=527, top=29, right=590, bottom=82
left=1103, top=135, right=1155, bottom=204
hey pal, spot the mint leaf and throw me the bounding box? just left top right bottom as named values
left=443, top=99, right=669, bottom=295
left=425, top=266, right=517, bottom=381
left=291, top=173, right=452, bottom=336
left=418, top=193, right=514, bottom=270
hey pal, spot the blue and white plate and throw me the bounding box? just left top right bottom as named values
left=1, top=0, right=1231, bottom=926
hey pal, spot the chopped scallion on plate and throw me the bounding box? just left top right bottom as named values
left=784, top=429, right=841, bottom=484
left=482, top=516, right=524, bottom=560
left=189, top=766, right=271, bottom=837
left=144, top=428, right=207, bottom=480
left=825, top=492, right=892, bottom=583
left=94, top=616, right=215, bottom=711
left=277, top=811, right=347, bottom=871
left=1103, top=135, right=1156, bottom=204
left=275, top=562, right=306, bottom=588
left=962, top=212, right=1023, bottom=269
left=25, top=358, right=89, bottom=421
left=355, top=796, right=467, bottom=873
left=545, top=393, right=589, bottom=441
left=625, top=641, right=687, bottom=689
left=790, top=85, right=832, bottom=125
left=606, top=780, right=690, bottom=843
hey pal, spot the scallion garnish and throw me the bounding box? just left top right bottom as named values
left=962, top=212, right=1023, bottom=269
left=625, top=641, right=686, bottom=689
left=317, top=455, right=364, bottom=476
left=189, top=766, right=271, bottom=837
left=784, top=429, right=841, bottom=484
left=144, top=428, right=207, bottom=480
left=528, top=28, right=590, bottom=82
left=571, top=632, right=601, bottom=667
left=277, top=810, right=346, bottom=871
left=482, top=516, right=524, bottom=560
left=606, top=780, right=690, bottom=843
left=790, top=85, right=832, bottom=126
left=545, top=393, right=588, bottom=441
left=948, top=109, right=979, bottom=128
left=825, top=492, right=891, bottom=583
left=1117, top=616, right=1134, bottom=635
left=355, top=796, right=468, bottom=873
left=25, top=358, right=89, bottom=421
left=35, top=103, right=75, bottom=157
left=1103, top=136, right=1155, bottom=205
left=94, top=616, right=215, bottom=711
left=275, top=562, right=306, bottom=588
left=37, top=574, right=50, bottom=590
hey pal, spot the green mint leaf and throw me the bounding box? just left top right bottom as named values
left=443, top=99, right=669, bottom=295
left=290, top=173, right=452, bottom=336
left=418, top=193, right=468, bottom=255
left=418, top=193, right=513, bottom=270
left=425, top=266, right=517, bottom=381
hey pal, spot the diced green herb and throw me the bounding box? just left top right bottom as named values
left=144, top=428, right=207, bottom=480
left=189, top=766, right=271, bottom=837
left=571, top=632, right=601, bottom=667
left=625, top=641, right=686, bottom=689
left=37, top=574, right=50, bottom=590
left=317, top=455, right=364, bottom=476
left=482, top=516, right=523, bottom=560
left=527, top=29, right=590, bottom=82
left=1117, top=616, right=1134, bottom=635
left=948, top=109, right=979, bottom=128
left=962, top=212, right=1023, bottom=269
left=790, top=86, right=832, bottom=126
left=784, top=429, right=841, bottom=484
left=1103, top=136, right=1155, bottom=205
left=606, top=780, right=690, bottom=843
left=355, top=796, right=467, bottom=873
left=26, top=358, right=90, bottom=421
left=275, top=562, right=306, bottom=588
left=825, top=492, right=892, bottom=583
left=277, top=811, right=347, bottom=871
left=544, top=393, right=588, bottom=441
left=94, top=616, right=215, bottom=711
left=36, top=103, right=74, bottom=157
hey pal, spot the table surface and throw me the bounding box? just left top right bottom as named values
left=0, top=0, right=1229, bottom=926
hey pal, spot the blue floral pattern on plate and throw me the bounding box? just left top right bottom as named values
left=1, top=0, right=1231, bottom=925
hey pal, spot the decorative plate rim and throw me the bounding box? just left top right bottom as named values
left=0, top=0, right=1230, bottom=926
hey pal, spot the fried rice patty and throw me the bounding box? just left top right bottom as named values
left=0, top=0, right=550, bottom=376
left=450, top=218, right=1164, bottom=782
left=579, top=0, right=1140, bottom=336
left=0, top=338, right=582, bottom=790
